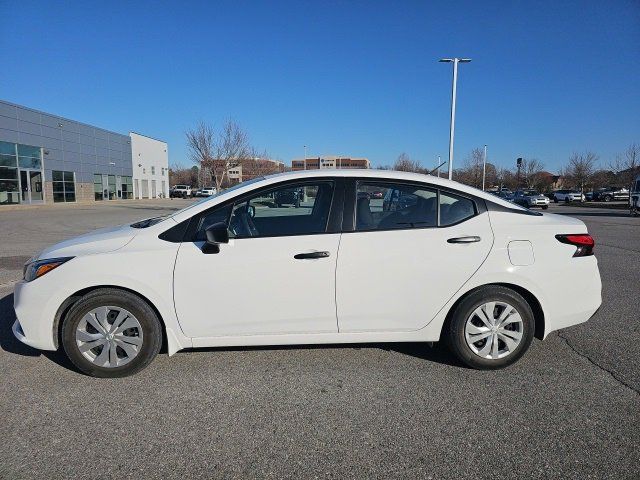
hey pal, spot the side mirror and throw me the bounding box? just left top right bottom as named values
left=247, top=205, right=256, bottom=218
left=203, top=222, right=229, bottom=254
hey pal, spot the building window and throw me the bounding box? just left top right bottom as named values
left=108, top=175, right=116, bottom=200
left=121, top=176, right=133, bottom=199
left=52, top=170, right=76, bottom=202
left=161, top=168, right=165, bottom=176
left=0, top=166, right=20, bottom=205
left=17, top=144, right=42, bottom=169
left=94, top=174, right=103, bottom=200
left=151, top=166, right=155, bottom=175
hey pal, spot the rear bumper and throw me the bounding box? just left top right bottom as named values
left=542, top=257, right=602, bottom=338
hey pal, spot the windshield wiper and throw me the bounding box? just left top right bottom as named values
left=131, top=216, right=166, bottom=228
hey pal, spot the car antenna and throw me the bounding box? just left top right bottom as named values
left=428, top=161, right=448, bottom=176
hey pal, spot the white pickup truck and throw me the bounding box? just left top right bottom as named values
left=170, top=185, right=192, bottom=198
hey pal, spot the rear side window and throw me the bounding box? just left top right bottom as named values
left=440, top=192, right=476, bottom=226
left=356, top=182, right=437, bottom=231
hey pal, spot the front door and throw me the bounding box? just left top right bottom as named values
left=19, top=169, right=44, bottom=204
left=336, top=181, right=493, bottom=332
left=173, top=180, right=340, bottom=338
left=101, top=175, right=109, bottom=200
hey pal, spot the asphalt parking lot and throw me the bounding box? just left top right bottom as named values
left=0, top=200, right=638, bottom=479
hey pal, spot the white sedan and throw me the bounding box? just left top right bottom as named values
left=13, top=170, right=602, bottom=377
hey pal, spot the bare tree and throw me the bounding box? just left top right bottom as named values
left=455, top=148, right=485, bottom=188
left=169, top=164, right=199, bottom=187
left=242, top=149, right=285, bottom=179
left=520, top=158, right=545, bottom=189
left=393, top=153, right=424, bottom=173
left=564, top=151, right=598, bottom=193
left=609, top=143, right=640, bottom=186
left=185, top=121, right=215, bottom=188
left=186, top=119, right=253, bottom=191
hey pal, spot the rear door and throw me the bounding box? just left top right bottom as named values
left=336, top=180, right=493, bottom=332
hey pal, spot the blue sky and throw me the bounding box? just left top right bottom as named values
left=2, top=0, right=639, bottom=172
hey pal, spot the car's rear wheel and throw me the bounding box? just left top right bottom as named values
left=61, top=289, right=162, bottom=378
left=446, top=286, right=535, bottom=369
left=542, top=205, right=548, bottom=210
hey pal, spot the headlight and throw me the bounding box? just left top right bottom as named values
left=23, top=257, right=74, bottom=282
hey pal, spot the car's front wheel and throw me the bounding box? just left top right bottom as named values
left=446, top=286, right=535, bottom=369
left=61, top=289, right=162, bottom=378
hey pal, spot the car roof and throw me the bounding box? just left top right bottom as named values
left=169, top=168, right=526, bottom=223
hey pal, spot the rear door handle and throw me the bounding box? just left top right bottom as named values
left=294, top=251, right=330, bottom=259
left=447, top=236, right=481, bottom=244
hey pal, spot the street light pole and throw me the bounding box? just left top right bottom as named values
left=436, top=155, right=441, bottom=178
left=303, top=145, right=307, bottom=170
left=482, top=144, right=487, bottom=191
left=439, top=57, right=471, bottom=180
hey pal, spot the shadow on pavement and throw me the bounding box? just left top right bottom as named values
left=191, top=341, right=464, bottom=368
left=0, top=290, right=77, bottom=371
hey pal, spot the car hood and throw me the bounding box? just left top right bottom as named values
left=33, top=224, right=137, bottom=261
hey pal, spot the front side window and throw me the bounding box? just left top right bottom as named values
left=196, top=181, right=335, bottom=240
left=357, top=182, right=437, bottom=230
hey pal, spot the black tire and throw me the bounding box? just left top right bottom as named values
left=604, top=195, right=611, bottom=202
left=554, top=198, right=558, bottom=203
left=61, top=288, right=162, bottom=378
left=445, top=286, right=535, bottom=370
left=542, top=205, right=548, bottom=210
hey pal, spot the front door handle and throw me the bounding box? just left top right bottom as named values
left=294, top=251, right=330, bottom=259
left=447, top=236, right=481, bottom=244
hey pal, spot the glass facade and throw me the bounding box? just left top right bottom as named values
left=121, top=176, right=133, bottom=199
left=94, top=174, right=104, bottom=200
left=0, top=140, right=43, bottom=205
left=52, top=170, right=76, bottom=203
left=94, top=173, right=133, bottom=200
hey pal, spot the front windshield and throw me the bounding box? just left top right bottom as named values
left=524, top=190, right=540, bottom=196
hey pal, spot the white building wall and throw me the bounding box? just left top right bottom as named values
left=129, top=132, right=169, bottom=199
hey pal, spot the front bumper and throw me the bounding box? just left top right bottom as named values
left=13, top=280, right=59, bottom=351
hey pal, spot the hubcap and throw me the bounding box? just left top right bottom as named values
left=464, top=301, right=523, bottom=360
left=75, top=306, right=143, bottom=368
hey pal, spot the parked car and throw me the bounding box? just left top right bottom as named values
left=274, top=188, right=301, bottom=207
left=592, top=186, right=630, bottom=202
left=630, top=175, right=640, bottom=216
left=513, top=190, right=550, bottom=209
left=371, top=191, right=384, bottom=199
left=496, top=191, right=515, bottom=202
left=584, top=191, right=595, bottom=201
left=13, top=170, right=602, bottom=377
left=195, top=187, right=216, bottom=197
left=170, top=185, right=192, bottom=198
left=552, top=189, right=584, bottom=203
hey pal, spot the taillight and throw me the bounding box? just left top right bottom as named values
left=555, top=234, right=594, bottom=257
